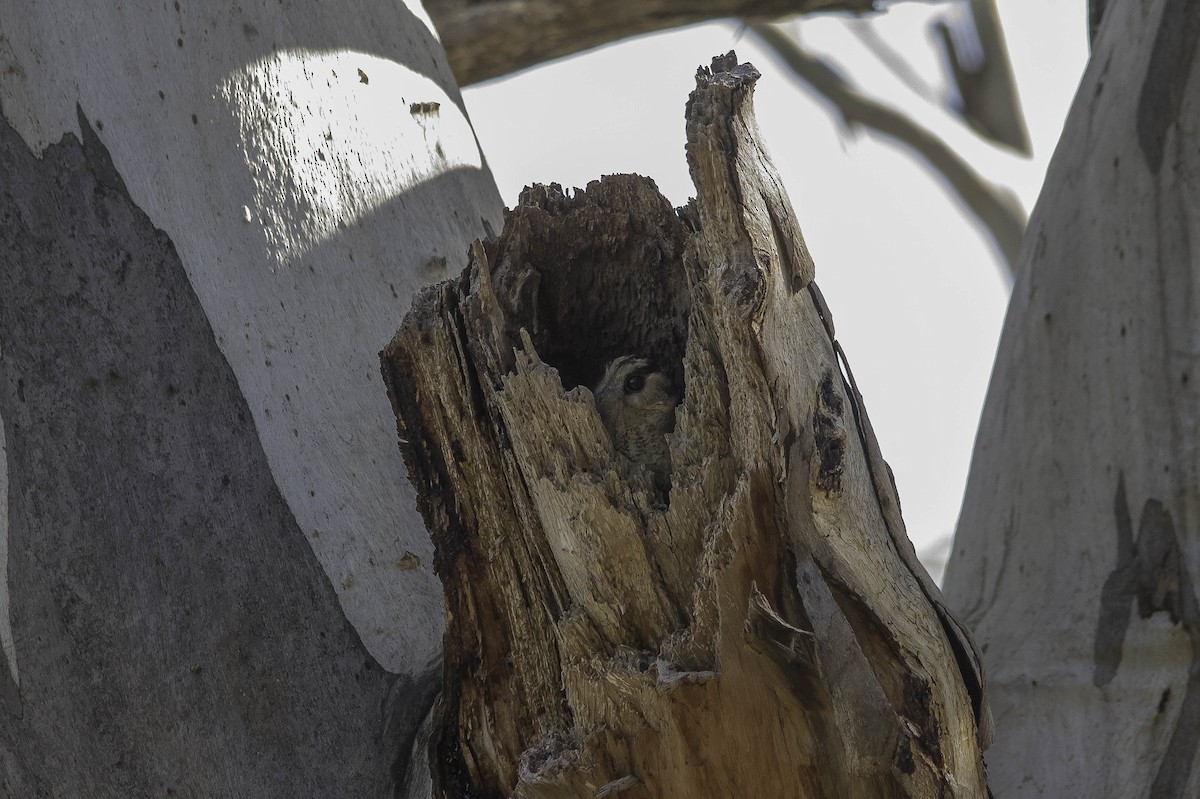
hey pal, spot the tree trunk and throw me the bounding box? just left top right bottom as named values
left=943, top=1, right=1200, bottom=796
left=384, top=54, right=991, bottom=798
left=0, top=1, right=501, bottom=795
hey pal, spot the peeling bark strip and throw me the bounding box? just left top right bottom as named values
left=382, top=54, right=991, bottom=798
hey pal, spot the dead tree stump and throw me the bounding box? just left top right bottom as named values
left=381, top=53, right=993, bottom=799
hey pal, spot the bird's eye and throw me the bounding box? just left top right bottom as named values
left=623, top=374, right=645, bottom=393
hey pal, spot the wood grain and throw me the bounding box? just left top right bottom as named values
left=383, top=54, right=990, bottom=798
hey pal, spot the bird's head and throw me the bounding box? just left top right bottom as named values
left=593, top=356, right=676, bottom=418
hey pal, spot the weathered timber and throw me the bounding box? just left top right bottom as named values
left=382, top=53, right=992, bottom=799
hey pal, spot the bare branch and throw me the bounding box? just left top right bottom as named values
left=427, top=0, right=880, bottom=86
left=935, top=0, right=1031, bottom=154
left=750, top=22, right=1026, bottom=282
left=849, top=20, right=941, bottom=104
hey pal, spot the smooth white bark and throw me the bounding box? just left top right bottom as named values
left=1, top=1, right=502, bottom=793
left=944, top=1, right=1200, bottom=795
left=0, top=0, right=502, bottom=675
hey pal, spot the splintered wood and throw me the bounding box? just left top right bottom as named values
left=381, top=53, right=992, bottom=799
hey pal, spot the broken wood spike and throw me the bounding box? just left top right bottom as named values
left=381, top=52, right=991, bottom=798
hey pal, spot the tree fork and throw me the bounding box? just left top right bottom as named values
left=381, top=53, right=992, bottom=798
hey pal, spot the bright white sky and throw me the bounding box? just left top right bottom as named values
left=461, top=2, right=1089, bottom=580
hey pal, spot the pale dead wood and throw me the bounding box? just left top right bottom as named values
left=383, top=53, right=990, bottom=798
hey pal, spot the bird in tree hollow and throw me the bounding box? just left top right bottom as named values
left=593, top=356, right=677, bottom=492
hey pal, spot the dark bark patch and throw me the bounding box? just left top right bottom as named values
left=0, top=106, right=407, bottom=797
left=813, top=371, right=846, bottom=495
left=1093, top=473, right=1138, bottom=688
left=1094, top=475, right=1200, bottom=797
left=1136, top=0, right=1200, bottom=173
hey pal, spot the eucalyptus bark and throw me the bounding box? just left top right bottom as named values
left=0, top=0, right=501, bottom=794
left=944, top=1, right=1200, bottom=796
left=384, top=54, right=991, bottom=798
